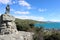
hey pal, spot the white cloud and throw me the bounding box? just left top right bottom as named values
left=0, top=0, right=12, bottom=4
left=19, top=0, right=31, bottom=9
left=37, top=17, right=45, bottom=21
left=0, top=12, right=3, bottom=15
left=15, top=11, right=30, bottom=14
left=12, top=1, right=16, bottom=4
left=38, top=8, right=47, bottom=12
left=15, top=15, right=46, bottom=21
left=19, top=0, right=30, bottom=7
left=10, top=8, right=30, bottom=14
left=10, top=8, right=15, bottom=11
left=0, top=13, right=1, bottom=15
left=50, top=19, right=60, bottom=22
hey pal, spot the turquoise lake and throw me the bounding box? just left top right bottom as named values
left=34, top=22, right=60, bottom=29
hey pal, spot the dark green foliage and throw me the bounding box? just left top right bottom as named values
left=44, top=33, right=60, bottom=40
left=15, top=18, right=37, bottom=32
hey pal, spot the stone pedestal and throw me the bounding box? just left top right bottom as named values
left=0, top=14, right=18, bottom=34
left=0, top=5, right=34, bottom=40
left=0, top=5, right=18, bottom=35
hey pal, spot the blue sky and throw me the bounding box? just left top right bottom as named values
left=0, top=0, right=60, bottom=22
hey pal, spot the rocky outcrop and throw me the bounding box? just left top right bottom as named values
left=0, top=31, right=34, bottom=40
left=0, top=5, right=34, bottom=40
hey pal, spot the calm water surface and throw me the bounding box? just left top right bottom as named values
left=34, top=22, right=60, bottom=29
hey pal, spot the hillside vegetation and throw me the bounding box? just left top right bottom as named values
left=15, top=18, right=60, bottom=40
left=15, top=18, right=38, bottom=31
